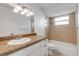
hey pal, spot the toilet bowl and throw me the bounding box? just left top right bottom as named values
left=48, top=43, right=56, bottom=56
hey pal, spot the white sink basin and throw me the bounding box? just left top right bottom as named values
left=8, top=38, right=31, bottom=45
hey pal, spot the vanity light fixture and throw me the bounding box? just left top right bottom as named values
left=15, top=5, right=23, bottom=11
left=29, top=11, right=34, bottom=16
left=13, top=8, right=19, bottom=13
left=23, top=8, right=29, bottom=13
left=20, top=11, right=26, bottom=15
left=20, top=8, right=29, bottom=15
left=26, top=13, right=31, bottom=17
left=13, top=4, right=34, bottom=17
left=13, top=5, right=23, bottom=13
left=26, top=11, right=34, bottom=17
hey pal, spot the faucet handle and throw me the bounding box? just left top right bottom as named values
left=10, top=33, right=14, bottom=35
left=10, top=33, right=14, bottom=39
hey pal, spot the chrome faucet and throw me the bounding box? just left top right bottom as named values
left=16, top=34, right=21, bottom=39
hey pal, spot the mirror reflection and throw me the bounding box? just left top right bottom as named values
left=0, top=4, right=34, bottom=37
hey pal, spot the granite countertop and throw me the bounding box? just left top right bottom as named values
left=0, top=35, right=46, bottom=56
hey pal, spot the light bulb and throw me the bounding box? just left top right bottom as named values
left=26, top=13, right=31, bottom=17
left=23, top=8, right=29, bottom=13
left=20, top=11, right=25, bottom=15
left=13, top=8, right=19, bottom=13
left=16, top=5, right=23, bottom=11
left=29, top=11, right=34, bottom=15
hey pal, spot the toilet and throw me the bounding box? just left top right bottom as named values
left=48, top=43, right=56, bottom=56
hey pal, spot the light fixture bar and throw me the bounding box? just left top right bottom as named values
left=13, top=3, right=34, bottom=17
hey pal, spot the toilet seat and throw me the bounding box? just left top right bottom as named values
left=48, top=43, right=56, bottom=50
left=48, top=43, right=56, bottom=56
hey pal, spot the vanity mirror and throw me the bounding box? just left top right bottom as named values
left=0, top=3, right=35, bottom=37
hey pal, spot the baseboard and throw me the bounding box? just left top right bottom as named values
left=48, top=40, right=77, bottom=56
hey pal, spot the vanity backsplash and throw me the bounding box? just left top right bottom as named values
left=0, top=33, right=36, bottom=41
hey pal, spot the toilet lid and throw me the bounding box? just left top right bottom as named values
left=48, top=43, right=56, bottom=48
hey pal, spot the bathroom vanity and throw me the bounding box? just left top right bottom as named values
left=0, top=35, right=48, bottom=56
left=9, top=39, right=48, bottom=56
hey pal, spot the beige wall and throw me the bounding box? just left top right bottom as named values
left=49, top=12, right=77, bottom=44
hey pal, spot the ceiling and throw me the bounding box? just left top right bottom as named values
left=7, top=3, right=77, bottom=17
left=35, top=3, right=77, bottom=17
